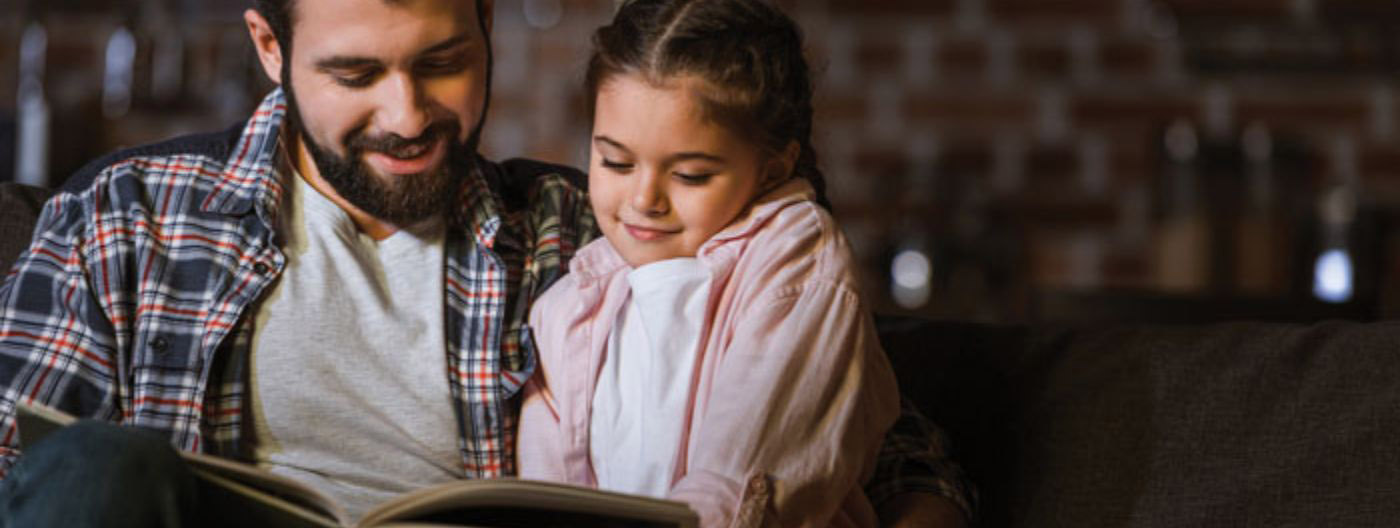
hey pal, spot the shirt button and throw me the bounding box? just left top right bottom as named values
left=150, top=336, right=170, bottom=354
left=253, top=263, right=271, bottom=276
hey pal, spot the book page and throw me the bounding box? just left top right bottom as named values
left=16, top=400, right=347, bottom=526
left=16, top=401, right=698, bottom=528
left=359, top=478, right=697, bottom=527
left=182, top=450, right=347, bottom=523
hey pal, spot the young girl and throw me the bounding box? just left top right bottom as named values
left=518, top=0, right=899, bottom=525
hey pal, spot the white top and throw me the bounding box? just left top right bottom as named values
left=589, top=257, right=712, bottom=497
left=248, top=170, right=460, bottom=522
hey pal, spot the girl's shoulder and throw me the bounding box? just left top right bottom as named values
left=728, top=197, right=861, bottom=293
left=718, top=179, right=844, bottom=254
left=529, top=268, right=586, bottom=333
left=529, top=237, right=629, bottom=332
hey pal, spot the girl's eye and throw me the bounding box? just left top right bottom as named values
left=417, top=56, right=468, bottom=75
left=674, top=172, right=715, bottom=185
left=601, top=159, right=633, bottom=171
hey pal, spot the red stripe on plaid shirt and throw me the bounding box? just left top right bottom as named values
left=26, top=270, right=98, bottom=402
left=201, top=107, right=281, bottom=209
left=132, top=396, right=204, bottom=411
left=0, top=332, right=111, bottom=370
left=118, top=160, right=224, bottom=180
left=454, top=368, right=497, bottom=381
left=91, top=224, right=245, bottom=254
left=447, top=279, right=505, bottom=300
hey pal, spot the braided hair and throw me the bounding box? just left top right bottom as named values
left=586, top=0, right=832, bottom=210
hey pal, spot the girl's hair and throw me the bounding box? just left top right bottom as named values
left=585, top=0, right=832, bottom=210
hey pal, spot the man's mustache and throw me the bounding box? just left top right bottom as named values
left=345, top=120, right=461, bottom=158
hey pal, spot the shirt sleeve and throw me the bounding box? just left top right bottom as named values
left=863, top=397, right=980, bottom=522
left=516, top=274, right=575, bottom=484
left=668, top=281, right=901, bottom=527
left=0, top=191, right=121, bottom=478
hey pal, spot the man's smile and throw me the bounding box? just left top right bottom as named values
left=364, top=137, right=447, bottom=175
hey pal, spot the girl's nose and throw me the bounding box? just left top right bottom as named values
left=630, top=171, right=669, bottom=216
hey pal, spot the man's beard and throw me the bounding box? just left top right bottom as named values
left=283, top=85, right=482, bottom=228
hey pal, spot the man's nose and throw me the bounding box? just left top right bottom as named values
left=630, top=170, right=669, bottom=216
left=375, top=72, right=431, bottom=140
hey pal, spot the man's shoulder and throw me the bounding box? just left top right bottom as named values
left=493, top=157, right=587, bottom=189
left=60, top=121, right=247, bottom=195
left=487, top=157, right=587, bottom=212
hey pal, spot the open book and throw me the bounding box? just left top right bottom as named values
left=17, top=402, right=698, bottom=528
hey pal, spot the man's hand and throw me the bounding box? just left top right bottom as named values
left=879, top=493, right=970, bottom=528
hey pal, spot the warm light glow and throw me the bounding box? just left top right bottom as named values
left=891, top=249, right=932, bottom=309
left=1313, top=248, right=1353, bottom=303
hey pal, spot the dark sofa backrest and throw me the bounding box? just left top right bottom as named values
left=0, top=183, right=56, bottom=275
left=880, top=318, right=1400, bottom=527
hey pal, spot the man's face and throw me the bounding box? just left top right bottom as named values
left=280, top=0, right=491, bottom=225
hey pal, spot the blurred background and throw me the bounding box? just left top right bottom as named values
left=4, top=0, right=1399, bottom=325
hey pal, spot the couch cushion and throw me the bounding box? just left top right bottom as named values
left=0, top=183, right=55, bottom=274
left=880, top=318, right=1400, bottom=527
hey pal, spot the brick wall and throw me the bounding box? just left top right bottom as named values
left=4, top=0, right=1399, bottom=322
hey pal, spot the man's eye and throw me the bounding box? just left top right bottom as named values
left=418, top=56, right=468, bottom=75
left=601, top=159, right=633, bottom=171
left=333, top=71, right=377, bottom=88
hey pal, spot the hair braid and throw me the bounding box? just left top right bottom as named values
left=587, top=0, right=832, bottom=211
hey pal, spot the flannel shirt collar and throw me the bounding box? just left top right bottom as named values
left=458, top=154, right=505, bottom=252
left=201, top=88, right=288, bottom=219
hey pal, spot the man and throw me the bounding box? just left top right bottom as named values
left=0, top=0, right=972, bottom=525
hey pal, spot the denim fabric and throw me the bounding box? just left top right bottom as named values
left=0, top=421, right=198, bottom=528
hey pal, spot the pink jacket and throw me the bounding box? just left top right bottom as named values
left=518, top=179, right=900, bottom=527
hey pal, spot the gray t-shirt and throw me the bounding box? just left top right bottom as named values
left=248, top=170, right=459, bottom=522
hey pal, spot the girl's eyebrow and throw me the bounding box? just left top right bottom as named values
left=593, top=135, right=727, bottom=163
left=420, top=33, right=471, bottom=55
left=593, top=135, right=630, bottom=153
left=670, top=152, right=726, bottom=163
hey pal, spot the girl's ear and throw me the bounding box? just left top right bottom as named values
left=764, top=140, right=801, bottom=186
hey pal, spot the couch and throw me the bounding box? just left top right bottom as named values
left=879, top=317, right=1400, bottom=527
left=4, top=182, right=1398, bottom=527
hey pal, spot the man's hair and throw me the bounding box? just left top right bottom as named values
left=253, top=0, right=495, bottom=136
left=253, top=0, right=295, bottom=53
left=253, top=0, right=476, bottom=55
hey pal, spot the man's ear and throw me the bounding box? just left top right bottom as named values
left=244, top=9, right=284, bottom=85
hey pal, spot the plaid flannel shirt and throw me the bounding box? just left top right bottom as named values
left=0, top=89, right=972, bottom=517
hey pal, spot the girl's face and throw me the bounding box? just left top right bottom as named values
left=589, top=74, right=785, bottom=268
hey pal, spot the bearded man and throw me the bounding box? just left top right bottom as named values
left=0, top=0, right=972, bottom=526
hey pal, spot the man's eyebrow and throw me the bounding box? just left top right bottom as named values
left=315, top=56, right=381, bottom=71
left=313, top=33, right=472, bottom=71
